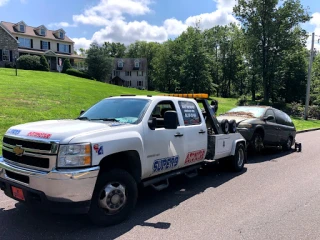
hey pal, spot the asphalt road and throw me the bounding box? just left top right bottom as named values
left=0, top=130, right=320, bottom=240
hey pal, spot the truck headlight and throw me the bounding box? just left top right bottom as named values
left=57, top=143, right=91, bottom=168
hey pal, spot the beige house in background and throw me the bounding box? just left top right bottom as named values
left=110, top=58, right=148, bottom=90
left=0, top=20, right=85, bottom=71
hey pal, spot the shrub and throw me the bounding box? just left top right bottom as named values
left=308, top=105, right=320, bottom=120
left=287, top=102, right=303, bottom=117
left=236, top=95, right=248, bottom=106
left=17, top=55, right=42, bottom=70
left=4, top=62, right=13, bottom=68
left=40, top=55, right=49, bottom=71
left=66, top=68, right=94, bottom=80
left=62, top=59, right=72, bottom=73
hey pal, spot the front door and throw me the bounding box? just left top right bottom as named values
left=177, top=100, right=207, bottom=167
left=143, top=100, right=186, bottom=178
left=263, top=109, right=279, bottom=145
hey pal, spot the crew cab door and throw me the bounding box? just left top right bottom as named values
left=263, top=109, right=279, bottom=145
left=143, top=100, right=186, bottom=178
left=177, top=100, right=207, bottom=167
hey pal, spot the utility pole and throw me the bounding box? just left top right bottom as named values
left=304, top=32, right=315, bottom=120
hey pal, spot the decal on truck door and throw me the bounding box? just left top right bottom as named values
left=153, top=156, right=179, bottom=173
left=184, top=149, right=206, bottom=165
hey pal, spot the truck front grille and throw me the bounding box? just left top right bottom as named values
left=2, top=136, right=58, bottom=171
left=3, top=149, right=50, bottom=169
left=3, top=137, right=52, bottom=151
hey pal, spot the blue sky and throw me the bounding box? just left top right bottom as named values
left=0, top=0, right=319, bottom=50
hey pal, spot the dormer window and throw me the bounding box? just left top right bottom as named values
left=19, top=24, right=25, bottom=32
left=118, top=60, right=124, bottom=68
left=60, top=31, right=64, bottom=39
left=134, top=59, right=140, bottom=68
left=40, top=28, right=46, bottom=36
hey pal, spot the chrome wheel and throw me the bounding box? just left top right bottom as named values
left=286, top=138, right=292, bottom=149
left=99, top=182, right=127, bottom=214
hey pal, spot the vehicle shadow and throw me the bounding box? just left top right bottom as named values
left=246, top=147, right=296, bottom=164
left=0, top=164, right=246, bottom=240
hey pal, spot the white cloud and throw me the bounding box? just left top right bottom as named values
left=0, top=0, right=9, bottom=7
left=72, top=37, right=92, bottom=50
left=67, top=0, right=239, bottom=48
left=308, top=12, right=320, bottom=51
left=48, top=22, right=77, bottom=29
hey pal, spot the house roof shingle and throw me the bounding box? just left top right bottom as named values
left=1, top=21, right=74, bottom=43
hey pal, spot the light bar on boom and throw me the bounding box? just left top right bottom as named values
left=160, top=93, right=209, bottom=99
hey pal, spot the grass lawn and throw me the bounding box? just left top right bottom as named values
left=0, top=68, right=319, bottom=155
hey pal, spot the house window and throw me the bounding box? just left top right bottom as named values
left=42, top=41, right=49, bottom=50
left=40, top=28, right=46, bottom=36
left=18, top=38, right=31, bottom=48
left=60, top=31, right=64, bottom=39
left=138, top=71, right=143, bottom=76
left=118, top=60, right=123, bottom=68
left=115, top=71, right=120, bottom=76
left=125, top=71, right=131, bottom=76
left=2, top=50, right=10, bottom=61
left=138, top=81, right=143, bottom=87
left=59, top=44, right=69, bottom=53
left=129, top=81, right=131, bottom=86
left=20, top=24, right=25, bottom=32
left=134, top=60, right=140, bottom=68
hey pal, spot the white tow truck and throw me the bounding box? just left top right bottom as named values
left=0, top=93, right=246, bottom=226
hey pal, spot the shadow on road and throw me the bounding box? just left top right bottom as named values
left=247, top=147, right=297, bottom=164
left=0, top=164, right=246, bottom=240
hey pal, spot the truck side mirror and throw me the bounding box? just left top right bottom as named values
left=148, top=117, right=157, bottom=130
left=164, top=111, right=178, bottom=129
left=80, top=110, right=85, bottom=116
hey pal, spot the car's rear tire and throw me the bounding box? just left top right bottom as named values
left=230, top=143, right=246, bottom=172
left=251, top=131, right=264, bottom=153
left=88, top=169, right=138, bottom=227
left=282, top=137, right=293, bottom=151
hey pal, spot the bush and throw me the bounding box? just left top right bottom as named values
left=4, top=62, right=13, bottom=68
left=17, top=55, right=42, bottom=70
left=40, top=55, right=49, bottom=71
left=62, top=59, right=72, bottom=73
left=287, top=102, right=303, bottom=117
left=66, top=68, right=94, bottom=80
left=236, top=95, right=248, bottom=106
left=308, top=105, right=320, bottom=120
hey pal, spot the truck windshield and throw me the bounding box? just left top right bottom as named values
left=79, top=98, right=151, bottom=124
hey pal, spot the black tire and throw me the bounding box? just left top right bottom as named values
left=88, top=169, right=138, bottom=227
left=230, top=143, right=246, bottom=172
left=282, top=136, right=293, bottom=151
left=221, top=119, right=229, bottom=134
left=229, top=120, right=237, bottom=133
left=251, top=131, right=264, bottom=153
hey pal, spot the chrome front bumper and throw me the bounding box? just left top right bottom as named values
left=0, top=157, right=100, bottom=202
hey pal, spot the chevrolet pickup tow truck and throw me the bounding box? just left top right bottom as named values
left=0, top=93, right=246, bottom=226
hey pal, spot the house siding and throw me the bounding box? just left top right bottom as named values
left=0, top=25, right=18, bottom=67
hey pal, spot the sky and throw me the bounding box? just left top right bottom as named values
left=0, top=0, right=319, bottom=50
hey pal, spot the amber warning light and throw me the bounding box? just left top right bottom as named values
left=160, top=93, right=209, bottom=99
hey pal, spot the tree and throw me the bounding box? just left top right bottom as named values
left=86, top=42, right=113, bottom=82
left=40, top=55, right=49, bottom=71
left=179, top=26, right=213, bottom=94
left=62, top=59, right=72, bottom=73
left=103, top=42, right=126, bottom=58
left=233, top=0, right=311, bottom=102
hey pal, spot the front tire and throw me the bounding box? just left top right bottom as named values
left=282, top=137, right=293, bottom=151
left=251, top=131, right=264, bottom=153
left=88, top=169, right=138, bottom=227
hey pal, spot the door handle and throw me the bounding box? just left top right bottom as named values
left=199, top=130, right=206, bottom=134
left=174, top=132, right=184, bottom=137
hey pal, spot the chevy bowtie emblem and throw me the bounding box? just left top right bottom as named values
left=13, top=146, right=24, bottom=156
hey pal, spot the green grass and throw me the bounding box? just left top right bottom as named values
left=0, top=68, right=319, bottom=155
